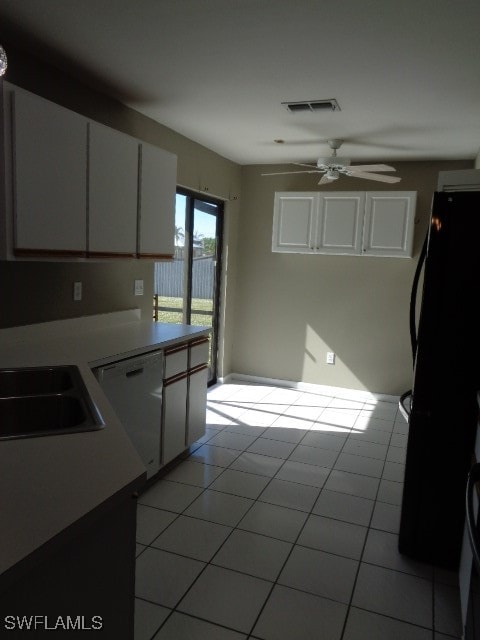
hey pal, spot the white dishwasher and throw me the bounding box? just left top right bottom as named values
left=94, top=350, right=163, bottom=479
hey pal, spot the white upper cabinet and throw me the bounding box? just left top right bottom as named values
left=317, top=193, right=365, bottom=255
left=0, top=82, right=178, bottom=261
left=8, top=86, right=88, bottom=257
left=363, top=192, right=416, bottom=257
left=272, top=190, right=416, bottom=258
left=272, top=193, right=318, bottom=252
left=88, top=122, right=139, bottom=257
left=138, top=143, right=177, bottom=259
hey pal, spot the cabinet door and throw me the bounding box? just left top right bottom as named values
left=88, top=122, right=138, bottom=257
left=138, top=143, right=177, bottom=259
left=272, top=192, right=318, bottom=253
left=316, top=192, right=365, bottom=255
left=187, top=366, right=208, bottom=446
left=12, top=88, right=87, bottom=256
left=164, top=344, right=189, bottom=378
left=162, top=375, right=188, bottom=465
left=363, top=192, right=416, bottom=257
left=189, top=337, right=210, bottom=369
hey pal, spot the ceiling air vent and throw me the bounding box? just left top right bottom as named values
left=282, top=98, right=340, bottom=113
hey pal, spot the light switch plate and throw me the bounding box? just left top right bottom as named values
left=134, top=279, right=144, bottom=296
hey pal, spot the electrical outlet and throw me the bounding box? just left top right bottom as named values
left=326, top=351, right=335, bottom=365
left=134, top=279, right=144, bottom=296
left=73, top=281, right=82, bottom=301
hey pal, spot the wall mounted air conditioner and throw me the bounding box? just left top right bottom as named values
left=437, top=169, right=480, bottom=191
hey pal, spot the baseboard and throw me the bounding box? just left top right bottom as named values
left=217, top=372, right=399, bottom=404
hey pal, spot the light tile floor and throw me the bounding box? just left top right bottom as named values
left=134, top=380, right=463, bottom=640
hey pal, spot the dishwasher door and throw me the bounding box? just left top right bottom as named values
left=94, top=351, right=163, bottom=478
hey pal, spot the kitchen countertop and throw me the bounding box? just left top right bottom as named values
left=0, top=309, right=210, bottom=587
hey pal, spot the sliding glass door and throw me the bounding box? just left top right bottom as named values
left=154, top=189, right=223, bottom=385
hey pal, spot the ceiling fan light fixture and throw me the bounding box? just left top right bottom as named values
left=0, top=45, right=7, bottom=77
left=326, top=169, right=339, bottom=180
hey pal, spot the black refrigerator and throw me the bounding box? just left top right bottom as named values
left=399, top=189, right=480, bottom=569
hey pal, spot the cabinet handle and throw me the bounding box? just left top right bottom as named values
left=189, top=364, right=208, bottom=375
left=163, top=371, right=189, bottom=386
left=190, top=337, right=210, bottom=346
left=126, top=367, right=144, bottom=378
left=165, top=343, right=189, bottom=356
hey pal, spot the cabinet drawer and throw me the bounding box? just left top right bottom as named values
left=189, top=339, right=209, bottom=369
left=164, top=344, right=189, bottom=378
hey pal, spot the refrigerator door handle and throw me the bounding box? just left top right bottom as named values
left=399, top=389, right=412, bottom=420
left=409, top=231, right=429, bottom=366
left=466, top=462, right=480, bottom=574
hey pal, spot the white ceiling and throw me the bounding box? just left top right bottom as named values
left=1, top=0, right=479, bottom=166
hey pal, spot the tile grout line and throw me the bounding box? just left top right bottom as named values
left=338, top=401, right=400, bottom=640
left=139, top=391, right=355, bottom=638
left=244, top=399, right=363, bottom=638
left=136, top=386, right=422, bottom=640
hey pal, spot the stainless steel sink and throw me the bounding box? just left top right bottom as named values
left=0, top=366, right=75, bottom=396
left=0, top=365, right=104, bottom=440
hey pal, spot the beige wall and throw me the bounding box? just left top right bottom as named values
left=1, top=45, right=475, bottom=392
left=232, top=160, right=472, bottom=395
left=0, top=44, right=242, bottom=376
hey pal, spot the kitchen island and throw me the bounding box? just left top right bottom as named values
left=0, top=309, right=210, bottom=637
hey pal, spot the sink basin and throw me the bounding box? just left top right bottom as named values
left=0, top=395, right=94, bottom=439
left=0, top=366, right=75, bottom=397
left=0, top=365, right=104, bottom=440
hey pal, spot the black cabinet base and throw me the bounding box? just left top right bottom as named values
left=0, top=496, right=138, bottom=639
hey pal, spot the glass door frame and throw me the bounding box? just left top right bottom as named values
left=177, top=187, right=224, bottom=386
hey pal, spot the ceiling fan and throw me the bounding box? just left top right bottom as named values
left=262, top=139, right=401, bottom=185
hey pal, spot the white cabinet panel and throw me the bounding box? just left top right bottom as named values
left=139, top=143, right=176, bottom=258
left=272, top=190, right=416, bottom=258
left=189, top=338, right=210, bottom=369
left=272, top=193, right=317, bottom=252
left=12, top=88, right=87, bottom=255
left=164, top=344, right=189, bottom=378
left=319, top=193, right=365, bottom=255
left=363, top=192, right=416, bottom=257
left=1, top=82, right=178, bottom=262
left=187, top=367, right=208, bottom=446
left=162, top=376, right=188, bottom=465
left=88, top=122, right=139, bottom=257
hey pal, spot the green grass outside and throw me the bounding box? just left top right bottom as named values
left=154, top=296, right=213, bottom=327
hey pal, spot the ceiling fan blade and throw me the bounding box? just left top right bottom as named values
left=347, top=171, right=401, bottom=183
left=293, top=162, right=318, bottom=169
left=348, top=164, right=396, bottom=172
left=261, top=169, right=322, bottom=176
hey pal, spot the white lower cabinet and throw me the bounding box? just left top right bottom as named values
left=187, top=366, right=209, bottom=446
left=272, top=190, right=416, bottom=257
left=161, top=336, right=209, bottom=467
left=162, top=374, right=188, bottom=464
left=162, top=342, right=189, bottom=465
